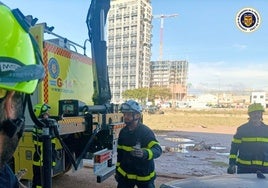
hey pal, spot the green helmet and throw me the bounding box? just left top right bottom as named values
left=120, top=100, right=142, bottom=113
left=34, top=103, right=50, bottom=118
left=0, top=3, right=44, bottom=94
left=248, top=103, right=265, bottom=113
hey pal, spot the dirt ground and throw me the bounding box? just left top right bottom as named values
left=49, top=130, right=234, bottom=188
left=46, top=110, right=241, bottom=188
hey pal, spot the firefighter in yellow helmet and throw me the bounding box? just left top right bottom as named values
left=34, top=103, right=51, bottom=119
left=0, top=2, right=44, bottom=187
left=228, top=103, right=268, bottom=174
left=32, top=103, right=53, bottom=188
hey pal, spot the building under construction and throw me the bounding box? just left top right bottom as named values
left=150, top=60, right=188, bottom=101
left=107, top=0, right=188, bottom=103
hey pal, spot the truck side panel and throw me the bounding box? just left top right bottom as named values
left=31, top=24, right=96, bottom=116
left=42, top=41, right=95, bottom=116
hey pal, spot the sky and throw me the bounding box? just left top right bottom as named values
left=4, top=0, right=268, bottom=94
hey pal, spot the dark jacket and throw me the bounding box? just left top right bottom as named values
left=229, top=122, right=268, bottom=171
left=116, top=123, right=162, bottom=182
left=0, top=164, right=19, bottom=188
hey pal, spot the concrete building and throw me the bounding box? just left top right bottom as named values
left=250, top=91, right=266, bottom=108
left=107, top=0, right=152, bottom=103
left=150, top=60, right=188, bottom=100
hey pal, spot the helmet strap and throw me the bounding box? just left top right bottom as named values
left=125, top=113, right=140, bottom=127
left=26, top=94, right=46, bottom=128
left=0, top=117, right=25, bottom=138
left=0, top=92, right=26, bottom=138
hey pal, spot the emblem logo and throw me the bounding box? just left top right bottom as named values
left=48, top=58, right=60, bottom=79
left=235, top=7, right=261, bottom=33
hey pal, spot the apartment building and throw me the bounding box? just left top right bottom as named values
left=107, top=0, right=152, bottom=103
left=250, top=91, right=266, bottom=108
left=150, top=60, right=188, bottom=100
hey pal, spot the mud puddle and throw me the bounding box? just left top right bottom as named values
left=161, top=136, right=228, bottom=155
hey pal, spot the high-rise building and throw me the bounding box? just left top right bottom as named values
left=150, top=60, right=188, bottom=100
left=107, top=0, right=152, bottom=103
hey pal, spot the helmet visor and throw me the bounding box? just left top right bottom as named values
left=120, top=103, right=136, bottom=113
left=0, top=58, right=44, bottom=83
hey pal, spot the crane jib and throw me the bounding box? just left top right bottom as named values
left=86, top=0, right=111, bottom=105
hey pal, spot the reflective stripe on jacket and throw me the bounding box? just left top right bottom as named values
left=229, top=122, right=268, bottom=168
left=116, top=123, right=162, bottom=182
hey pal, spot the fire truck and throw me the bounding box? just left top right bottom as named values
left=11, top=0, right=124, bottom=186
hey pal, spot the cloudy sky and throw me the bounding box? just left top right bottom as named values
left=151, top=0, right=268, bottom=93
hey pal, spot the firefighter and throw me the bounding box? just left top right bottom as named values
left=34, top=103, right=51, bottom=119
left=228, top=103, right=268, bottom=174
left=115, top=100, right=162, bottom=188
left=32, top=103, right=56, bottom=188
left=0, top=2, right=44, bottom=187
left=32, top=103, right=50, bottom=188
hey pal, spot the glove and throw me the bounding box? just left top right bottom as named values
left=227, top=165, right=236, bottom=174
left=130, top=148, right=148, bottom=159
left=131, top=148, right=144, bottom=158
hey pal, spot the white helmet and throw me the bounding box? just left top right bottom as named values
left=120, top=100, right=142, bottom=113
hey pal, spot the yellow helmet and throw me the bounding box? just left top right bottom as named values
left=0, top=3, right=44, bottom=94
left=248, top=103, right=265, bottom=113
left=34, top=103, right=50, bottom=118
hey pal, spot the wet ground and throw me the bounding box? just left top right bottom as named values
left=155, top=130, right=232, bottom=177
left=38, top=130, right=233, bottom=188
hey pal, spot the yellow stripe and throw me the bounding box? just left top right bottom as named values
left=117, top=167, right=127, bottom=176
left=117, top=145, right=133, bottom=152
left=232, top=138, right=241, bottom=143
left=146, top=149, right=153, bottom=160
left=229, top=154, right=237, bottom=159
left=33, top=128, right=43, bottom=134
left=51, top=138, right=56, bottom=143
left=242, top=137, right=268, bottom=142
left=33, top=141, right=43, bottom=146
left=33, top=161, right=42, bottom=166
left=147, top=141, right=159, bottom=148
left=117, top=167, right=155, bottom=181
left=33, top=161, right=56, bottom=166
left=237, top=158, right=268, bottom=166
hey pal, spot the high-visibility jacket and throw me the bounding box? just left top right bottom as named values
left=32, top=126, right=56, bottom=188
left=116, top=123, right=162, bottom=182
left=229, top=122, right=268, bottom=170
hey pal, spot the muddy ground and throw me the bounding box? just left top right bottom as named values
left=22, top=111, right=240, bottom=187
left=49, top=129, right=234, bottom=188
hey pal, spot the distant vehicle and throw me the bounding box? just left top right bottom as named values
left=144, top=106, right=164, bottom=114
left=176, top=101, right=189, bottom=108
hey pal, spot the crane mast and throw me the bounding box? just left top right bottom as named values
left=153, top=14, right=178, bottom=61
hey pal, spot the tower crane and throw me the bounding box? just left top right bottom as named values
left=153, top=14, right=178, bottom=61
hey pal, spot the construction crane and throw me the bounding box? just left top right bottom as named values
left=153, top=14, right=178, bottom=61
